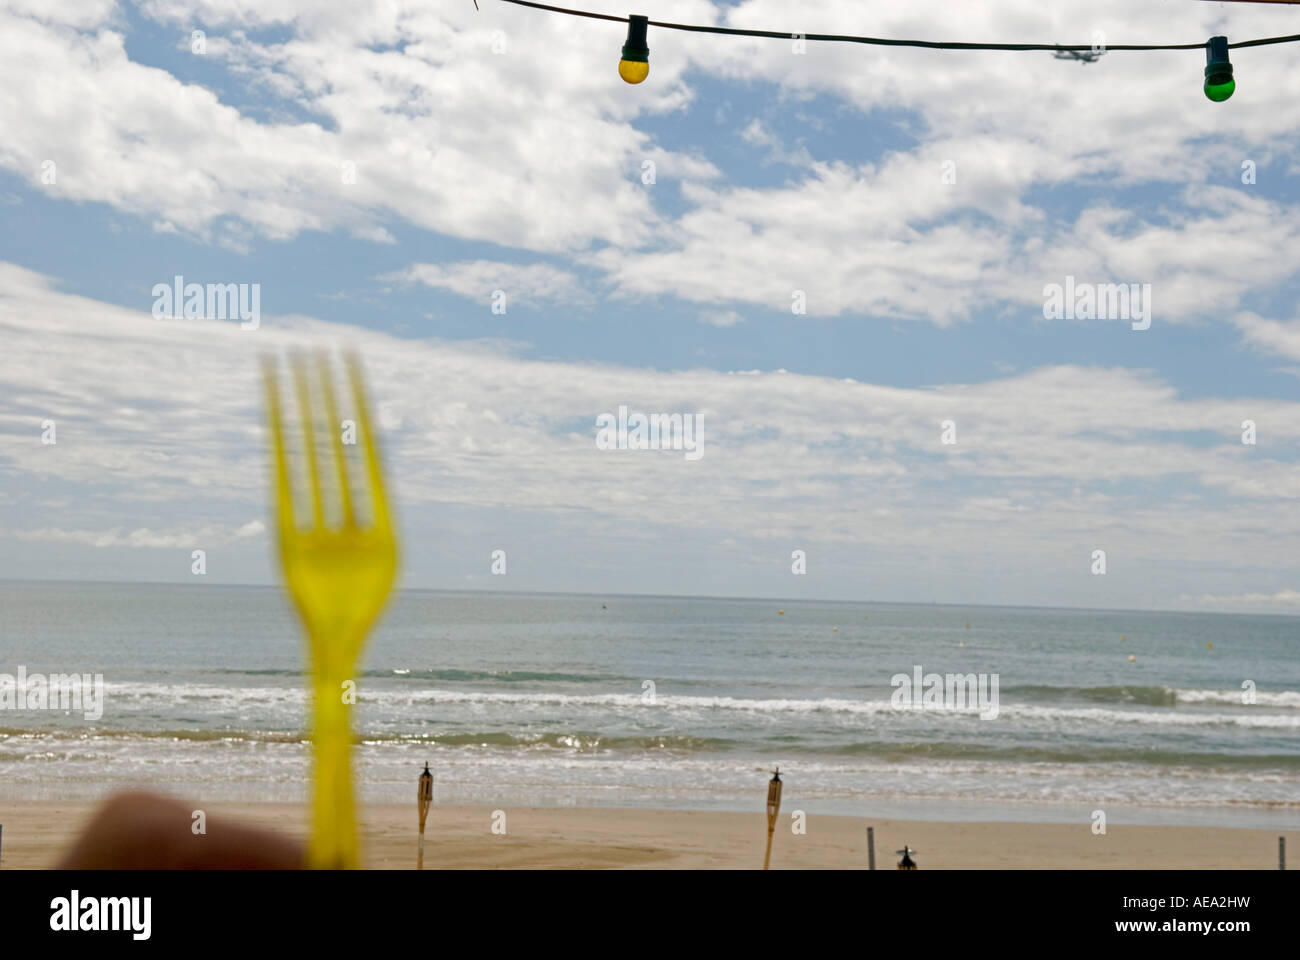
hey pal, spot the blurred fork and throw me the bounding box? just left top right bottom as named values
left=263, top=350, right=399, bottom=869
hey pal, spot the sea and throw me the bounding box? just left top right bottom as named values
left=1, top=581, right=1297, bottom=828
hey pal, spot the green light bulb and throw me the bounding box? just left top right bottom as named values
left=1204, top=77, right=1234, bottom=102
left=1203, top=36, right=1234, bottom=103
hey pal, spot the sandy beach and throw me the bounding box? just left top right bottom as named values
left=0, top=800, right=1288, bottom=869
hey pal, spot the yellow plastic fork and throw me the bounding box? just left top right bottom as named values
left=263, top=351, right=399, bottom=869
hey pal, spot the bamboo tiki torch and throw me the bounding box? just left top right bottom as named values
left=763, top=767, right=782, bottom=870
left=417, top=762, right=433, bottom=870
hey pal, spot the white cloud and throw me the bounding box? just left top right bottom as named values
left=2, top=262, right=1299, bottom=599
left=1233, top=311, right=1300, bottom=362
left=0, top=1, right=715, bottom=251
left=699, top=308, right=744, bottom=327
left=352, top=225, right=397, bottom=245
left=2, top=1, right=1298, bottom=329
left=739, top=118, right=814, bottom=167
left=383, top=260, right=590, bottom=308
left=1181, top=590, right=1300, bottom=608
left=592, top=176, right=1300, bottom=324
left=9, top=520, right=265, bottom=549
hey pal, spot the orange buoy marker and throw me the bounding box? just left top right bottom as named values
left=1128, top=654, right=1136, bottom=662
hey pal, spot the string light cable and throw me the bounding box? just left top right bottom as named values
left=483, top=0, right=1300, bottom=101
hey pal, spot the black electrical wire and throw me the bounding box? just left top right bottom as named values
left=488, top=0, right=1300, bottom=53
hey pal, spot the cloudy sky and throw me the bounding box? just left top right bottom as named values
left=2, top=0, right=1300, bottom=611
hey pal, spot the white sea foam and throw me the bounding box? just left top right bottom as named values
left=93, top=682, right=1300, bottom=729
left=1174, top=688, right=1300, bottom=708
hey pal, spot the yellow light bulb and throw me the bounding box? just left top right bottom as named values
left=619, top=59, right=649, bottom=84
left=619, top=15, right=650, bottom=85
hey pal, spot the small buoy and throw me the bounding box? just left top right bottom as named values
left=778, top=609, right=784, bottom=615
left=1128, top=654, right=1136, bottom=662
left=964, top=621, right=970, bottom=629
left=832, top=626, right=838, bottom=632
left=958, top=641, right=965, bottom=648
left=1120, top=634, right=1126, bottom=642
left=1207, top=642, right=1213, bottom=649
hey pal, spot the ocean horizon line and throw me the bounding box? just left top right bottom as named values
left=3, top=576, right=1299, bottom=621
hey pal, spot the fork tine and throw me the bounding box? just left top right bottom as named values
left=317, top=351, right=356, bottom=529
left=345, top=350, right=391, bottom=532
left=292, top=352, right=326, bottom=530
left=261, top=356, right=296, bottom=536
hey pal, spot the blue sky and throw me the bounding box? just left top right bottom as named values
left=2, top=0, right=1300, bottom=612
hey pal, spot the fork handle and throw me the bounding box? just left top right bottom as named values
left=310, top=673, right=358, bottom=869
